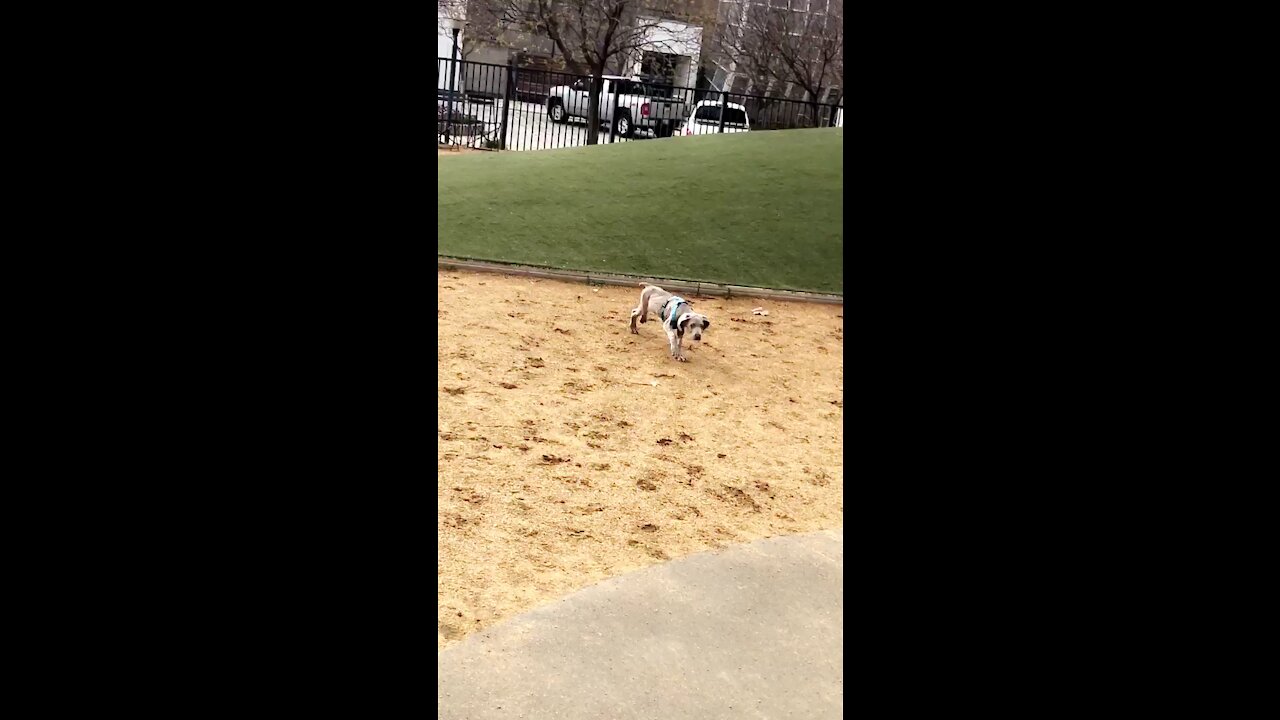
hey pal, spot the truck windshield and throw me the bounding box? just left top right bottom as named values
left=615, top=80, right=642, bottom=95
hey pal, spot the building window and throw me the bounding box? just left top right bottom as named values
left=641, top=51, right=679, bottom=86
left=712, top=67, right=727, bottom=91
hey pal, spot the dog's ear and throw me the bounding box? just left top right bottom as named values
left=701, top=317, right=710, bottom=329
left=677, top=315, right=690, bottom=334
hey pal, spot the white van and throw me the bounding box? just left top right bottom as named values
left=678, top=100, right=751, bottom=136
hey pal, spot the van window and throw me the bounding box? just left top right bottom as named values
left=647, top=83, right=675, bottom=98
left=694, top=106, right=748, bottom=125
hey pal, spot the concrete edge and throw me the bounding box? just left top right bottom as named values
left=438, top=527, right=844, bottom=657
left=438, top=257, right=844, bottom=305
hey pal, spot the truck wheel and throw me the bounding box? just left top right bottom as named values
left=655, top=122, right=674, bottom=138
left=548, top=100, right=567, bottom=123
left=613, top=112, right=633, bottom=138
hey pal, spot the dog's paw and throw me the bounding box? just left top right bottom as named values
left=677, top=355, right=688, bottom=362
left=630, top=328, right=639, bottom=334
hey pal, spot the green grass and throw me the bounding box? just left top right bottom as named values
left=438, top=128, right=843, bottom=294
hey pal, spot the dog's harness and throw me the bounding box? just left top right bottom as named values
left=661, top=296, right=689, bottom=330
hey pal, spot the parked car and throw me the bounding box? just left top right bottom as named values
left=546, top=76, right=685, bottom=138
left=678, top=101, right=751, bottom=136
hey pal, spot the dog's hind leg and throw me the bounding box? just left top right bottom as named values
left=639, top=286, right=657, bottom=323
left=630, top=297, right=644, bottom=334
left=630, top=286, right=655, bottom=334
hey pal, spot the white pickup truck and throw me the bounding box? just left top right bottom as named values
left=546, top=75, right=685, bottom=138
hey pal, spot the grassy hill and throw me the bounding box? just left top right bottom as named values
left=438, top=129, right=843, bottom=294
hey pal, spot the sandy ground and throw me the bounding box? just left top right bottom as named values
left=438, top=270, right=843, bottom=649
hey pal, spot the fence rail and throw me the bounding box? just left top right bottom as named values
left=437, top=57, right=842, bottom=152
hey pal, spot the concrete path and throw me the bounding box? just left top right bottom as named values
left=438, top=529, right=842, bottom=719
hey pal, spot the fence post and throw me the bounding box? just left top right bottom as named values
left=445, top=38, right=459, bottom=145
left=615, top=82, right=623, bottom=141
left=829, top=104, right=838, bottom=128
left=607, top=82, right=614, bottom=144
left=718, top=91, right=727, bottom=134
left=500, top=59, right=515, bottom=150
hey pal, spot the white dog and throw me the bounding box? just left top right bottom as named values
left=629, top=284, right=711, bottom=362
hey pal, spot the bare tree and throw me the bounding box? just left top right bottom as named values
left=712, top=0, right=843, bottom=126
left=483, top=0, right=709, bottom=144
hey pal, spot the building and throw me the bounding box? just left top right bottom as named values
left=706, top=0, right=842, bottom=102
left=437, top=7, right=464, bottom=95
left=626, top=17, right=703, bottom=90
left=438, top=0, right=715, bottom=98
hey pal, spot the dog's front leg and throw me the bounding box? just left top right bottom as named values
left=666, top=328, right=682, bottom=360
left=630, top=307, right=641, bottom=334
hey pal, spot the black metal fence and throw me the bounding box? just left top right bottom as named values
left=437, top=57, right=842, bottom=152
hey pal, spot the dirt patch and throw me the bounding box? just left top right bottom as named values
left=437, top=270, right=843, bottom=649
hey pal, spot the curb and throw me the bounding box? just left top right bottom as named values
left=437, top=257, right=844, bottom=305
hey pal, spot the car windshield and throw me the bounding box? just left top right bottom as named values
left=694, top=106, right=748, bottom=125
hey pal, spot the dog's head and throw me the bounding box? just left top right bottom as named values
left=677, top=313, right=711, bottom=342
